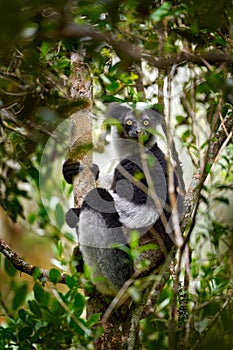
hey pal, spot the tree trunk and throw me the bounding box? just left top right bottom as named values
left=69, top=52, right=141, bottom=349
left=69, top=52, right=95, bottom=205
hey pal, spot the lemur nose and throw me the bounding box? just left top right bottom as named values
left=136, top=129, right=142, bottom=135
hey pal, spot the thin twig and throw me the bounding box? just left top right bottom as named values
left=190, top=298, right=232, bottom=350
left=0, top=297, right=14, bottom=319
left=101, top=270, right=140, bottom=324
left=0, top=239, right=67, bottom=284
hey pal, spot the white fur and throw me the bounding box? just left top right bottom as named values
left=78, top=207, right=127, bottom=248
left=111, top=128, right=140, bottom=159
left=110, top=190, right=159, bottom=230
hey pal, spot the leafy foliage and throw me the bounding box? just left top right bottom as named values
left=0, top=0, right=233, bottom=349
left=0, top=274, right=101, bottom=349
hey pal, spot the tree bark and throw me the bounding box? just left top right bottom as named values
left=68, top=52, right=95, bottom=206
left=68, top=53, right=134, bottom=349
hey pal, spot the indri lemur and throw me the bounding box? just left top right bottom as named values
left=63, top=103, right=184, bottom=296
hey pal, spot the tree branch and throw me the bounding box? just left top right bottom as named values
left=0, top=239, right=67, bottom=284
left=0, top=103, right=232, bottom=350
left=181, top=113, right=233, bottom=235
left=59, top=24, right=233, bottom=68
left=143, top=49, right=233, bottom=69
left=0, top=117, right=232, bottom=286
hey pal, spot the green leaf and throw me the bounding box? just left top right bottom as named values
left=40, top=41, right=50, bottom=60
left=69, top=318, right=85, bottom=336
left=28, top=300, right=42, bottom=318
left=54, top=203, right=65, bottom=229
left=74, top=293, right=86, bottom=317
left=13, top=283, right=28, bottom=310
left=27, top=212, right=37, bottom=224
left=18, top=326, right=33, bottom=341
left=214, top=196, right=230, bottom=205
left=34, top=319, right=48, bottom=331
left=49, top=268, right=61, bottom=284
left=65, top=275, right=76, bottom=289
left=130, top=230, right=140, bottom=249
left=18, top=308, right=27, bottom=322
left=176, top=115, right=187, bottom=125
left=50, top=298, right=61, bottom=314
left=56, top=240, right=63, bottom=259
left=63, top=231, right=75, bottom=242
left=151, top=2, right=172, bottom=22
left=4, top=258, right=17, bottom=277
left=87, top=313, right=101, bottom=327
left=33, top=282, right=45, bottom=303
left=32, top=267, right=42, bottom=280
left=205, top=163, right=212, bottom=174
left=181, top=129, right=191, bottom=142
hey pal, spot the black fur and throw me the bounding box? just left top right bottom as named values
left=63, top=103, right=184, bottom=296
left=81, top=187, right=123, bottom=229
left=66, top=208, right=81, bottom=228
left=62, top=160, right=82, bottom=184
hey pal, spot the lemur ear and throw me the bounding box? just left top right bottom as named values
left=105, top=102, right=131, bottom=120
left=102, top=103, right=132, bottom=136
left=144, top=108, right=163, bottom=125
left=65, top=208, right=81, bottom=228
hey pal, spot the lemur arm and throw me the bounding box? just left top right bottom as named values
left=62, top=159, right=99, bottom=184
left=65, top=208, right=81, bottom=228
left=62, top=159, right=82, bottom=184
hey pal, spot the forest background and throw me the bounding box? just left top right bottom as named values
left=0, top=1, right=233, bottom=349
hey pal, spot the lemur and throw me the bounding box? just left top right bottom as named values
left=63, top=103, right=184, bottom=296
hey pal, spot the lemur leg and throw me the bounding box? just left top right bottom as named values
left=78, top=187, right=132, bottom=296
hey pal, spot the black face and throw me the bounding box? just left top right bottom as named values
left=121, top=111, right=154, bottom=143
left=106, top=103, right=162, bottom=143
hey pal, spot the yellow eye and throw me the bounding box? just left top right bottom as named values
left=143, top=119, right=150, bottom=126
left=126, top=119, right=133, bottom=125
